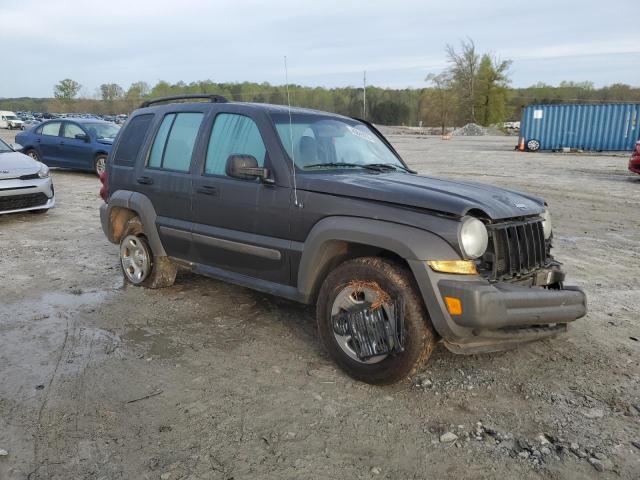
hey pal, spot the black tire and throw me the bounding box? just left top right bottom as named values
left=316, top=257, right=436, bottom=385
left=29, top=208, right=49, bottom=214
left=25, top=149, right=41, bottom=162
left=94, top=155, right=107, bottom=176
left=526, top=139, right=541, bottom=152
left=120, top=217, right=177, bottom=288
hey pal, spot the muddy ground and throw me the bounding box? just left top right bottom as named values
left=1, top=129, right=638, bottom=479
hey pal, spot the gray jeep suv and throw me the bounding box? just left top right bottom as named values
left=99, top=95, right=587, bottom=384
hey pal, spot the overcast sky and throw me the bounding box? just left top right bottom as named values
left=1, top=0, right=639, bottom=98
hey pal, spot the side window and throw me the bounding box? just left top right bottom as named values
left=63, top=123, right=85, bottom=139
left=41, top=122, right=62, bottom=136
left=204, top=113, right=266, bottom=176
left=148, top=112, right=203, bottom=172
left=113, top=114, right=153, bottom=166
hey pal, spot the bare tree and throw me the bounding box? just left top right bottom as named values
left=446, top=39, right=480, bottom=122
left=423, top=72, right=457, bottom=134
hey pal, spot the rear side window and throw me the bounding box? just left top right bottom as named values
left=204, top=113, right=266, bottom=176
left=113, top=114, right=153, bottom=166
left=148, top=112, right=203, bottom=172
left=40, top=122, right=61, bottom=136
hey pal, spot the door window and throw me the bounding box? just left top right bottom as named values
left=204, top=113, right=266, bottom=176
left=148, top=112, right=203, bottom=172
left=63, top=123, right=85, bottom=139
left=41, top=122, right=62, bottom=136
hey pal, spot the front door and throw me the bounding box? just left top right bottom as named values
left=191, top=112, right=291, bottom=285
left=133, top=110, right=205, bottom=260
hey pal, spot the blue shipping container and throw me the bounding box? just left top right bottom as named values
left=519, top=103, right=640, bottom=151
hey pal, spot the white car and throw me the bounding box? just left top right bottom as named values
left=0, top=138, right=54, bottom=214
left=0, top=111, right=24, bottom=130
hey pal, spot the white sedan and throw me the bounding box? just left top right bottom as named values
left=0, top=138, right=54, bottom=214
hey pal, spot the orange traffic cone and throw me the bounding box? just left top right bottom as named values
left=517, top=137, right=525, bottom=151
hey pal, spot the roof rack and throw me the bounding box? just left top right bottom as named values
left=140, top=94, right=229, bottom=108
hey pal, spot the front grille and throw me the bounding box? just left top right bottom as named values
left=0, top=192, right=48, bottom=212
left=479, top=217, right=550, bottom=281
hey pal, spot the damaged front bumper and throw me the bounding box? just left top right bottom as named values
left=408, top=260, right=587, bottom=354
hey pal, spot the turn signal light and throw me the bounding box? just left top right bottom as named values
left=444, top=296, right=463, bottom=315
left=427, top=260, right=478, bottom=275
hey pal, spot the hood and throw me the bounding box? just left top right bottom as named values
left=0, top=151, right=41, bottom=179
left=297, top=171, right=544, bottom=220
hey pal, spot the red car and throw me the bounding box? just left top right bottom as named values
left=630, top=140, right=640, bottom=175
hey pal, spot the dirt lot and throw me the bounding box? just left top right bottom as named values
left=1, top=128, right=639, bottom=479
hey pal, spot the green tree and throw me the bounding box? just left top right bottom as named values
left=100, top=83, right=124, bottom=102
left=54, top=79, right=81, bottom=100
left=475, top=54, right=512, bottom=125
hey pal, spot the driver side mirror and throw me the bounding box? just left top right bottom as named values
left=9, top=143, right=23, bottom=151
left=75, top=133, right=90, bottom=142
left=225, top=154, right=273, bottom=183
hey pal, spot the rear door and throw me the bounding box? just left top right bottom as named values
left=37, top=121, right=63, bottom=165
left=133, top=109, right=205, bottom=260
left=60, top=121, right=93, bottom=169
left=191, top=111, right=292, bottom=285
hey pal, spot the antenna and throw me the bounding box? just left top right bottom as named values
left=363, top=70, right=367, bottom=119
left=284, top=56, right=300, bottom=208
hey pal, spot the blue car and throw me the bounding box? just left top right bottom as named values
left=15, top=118, right=120, bottom=175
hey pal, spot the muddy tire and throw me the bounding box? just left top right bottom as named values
left=316, top=257, right=436, bottom=385
left=119, top=217, right=176, bottom=288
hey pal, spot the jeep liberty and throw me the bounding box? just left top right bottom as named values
left=99, top=94, right=587, bottom=384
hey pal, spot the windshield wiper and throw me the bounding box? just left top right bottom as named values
left=367, top=163, right=417, bottom=173
left=304, top=162, right=378, bottom=171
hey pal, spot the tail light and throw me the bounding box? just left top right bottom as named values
left=99, top=170, right=108, bottom=202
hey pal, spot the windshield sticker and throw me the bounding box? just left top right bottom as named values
left=347, top=125, right=377, bottom=143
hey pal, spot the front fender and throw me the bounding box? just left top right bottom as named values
left=296, top=216, right=460, bottom=303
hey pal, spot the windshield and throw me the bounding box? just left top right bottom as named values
left=85, top=123, right=120, bottom=140
left=6, top=115, right=18, bottom=120
left=271, top=113, right=404, bottom=171
left=0, top=138, right=12, bottom=153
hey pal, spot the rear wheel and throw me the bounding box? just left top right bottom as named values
left=94, top=155, right=107, bottom=176
left=25, top=149, right=41, bottom=161
left=119, top=217, right=177, bottom=288
left=316, top=257, right=436, bottom=385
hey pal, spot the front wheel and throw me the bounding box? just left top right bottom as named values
left=25, top=149, right=41, bottom=162
left=316, top=257, right=436, bottom=385
left=526, top=139, right=541, bottom=152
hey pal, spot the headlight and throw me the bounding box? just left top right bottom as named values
left=541, top=208, right=552, bottom=239
left=459, top=217, right=488, bottom=259
left=37, top=163, right=50, bottom=178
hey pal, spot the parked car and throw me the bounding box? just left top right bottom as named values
left=0, top=111, right=24, bottom=130
left=0, top=137, right=54, bottom=214
left=629, top=140, right=640, bottom=175
left=15, top=118, right=120, bottom=175
left=99, top=94, right=587, bottom=385
left=21, top=118, right=41, bottom=130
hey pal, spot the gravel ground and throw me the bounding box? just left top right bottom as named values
left=1, top=129, right=639, bottom=479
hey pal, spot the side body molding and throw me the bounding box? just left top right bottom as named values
left=296, top=216, right=460, bottom=303
left=105, top=190, right=167, bottom=257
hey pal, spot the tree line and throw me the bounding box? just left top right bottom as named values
left=3, top=40, right=639, bottom=127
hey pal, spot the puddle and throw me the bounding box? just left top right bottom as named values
left=121, top=327, right=184, bottom=359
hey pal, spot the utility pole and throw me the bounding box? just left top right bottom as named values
left=363, top=71, right=366, bottom=119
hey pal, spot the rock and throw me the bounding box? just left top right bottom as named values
left=536, top=434, right=550, bottom=446
left=371, top=467, right=382, bottom=475
left=570, top=442, right=580, bottom=452
left=581, top=408, right=604, bottom=419
left=518, top=451, right=530, bottom=460
left=593, top=452, right=607, bottom=461
left=588, top=458, right=605, bottom=472
left=498, top=439, right=518, bottom=451
left=631, top=441, right=640, bottom=450
left=440, top=432, right=458, bottom=443
left=541, top=447, right=551, bottom=456
left=0, top=449, right=7, bottom=456
left=160, top=473, right=171, bottom=480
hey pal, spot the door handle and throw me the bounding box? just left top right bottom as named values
left=36, top=139, right=41, bottom=143
left=196, top=185, right=219, bottom=196
left=136, top=176, right=154, bottom=185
